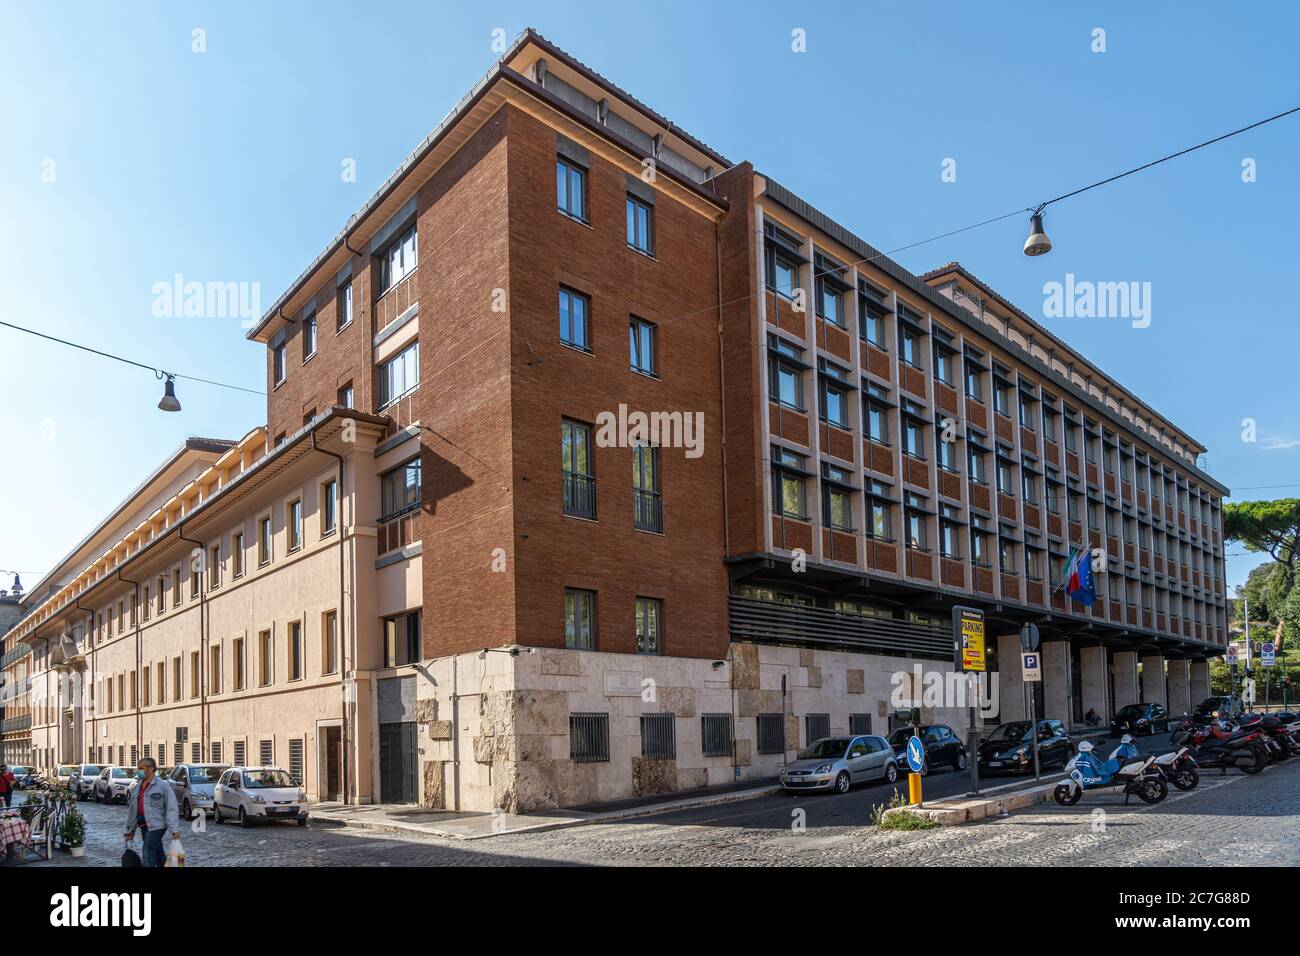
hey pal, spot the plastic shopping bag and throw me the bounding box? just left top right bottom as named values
left=164, top=838, right=186, bottom=867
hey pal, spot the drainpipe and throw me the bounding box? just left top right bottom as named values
left=312, top=432, right=350, bottom=804
left=178, top=523, right=207, bottom=761
left=117, top=569, right=143, bottom=761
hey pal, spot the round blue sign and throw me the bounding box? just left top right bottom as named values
left=906, top=735, right=925, bottom=773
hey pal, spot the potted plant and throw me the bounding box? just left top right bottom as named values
left=60, top=806, right=86, bottom=858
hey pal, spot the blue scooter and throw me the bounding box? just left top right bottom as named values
left=1053, top=736, right=1167, bottom=806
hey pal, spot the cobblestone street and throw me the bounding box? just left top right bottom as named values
left=15, top=749, right=1299, bottom=868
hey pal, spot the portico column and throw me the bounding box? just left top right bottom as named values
left=1112, top=649, right=1140, bottom=710
left=997, top=633, right=1025, bottom=722
left=1167, top=659, right=1191, bottom=717
left=1140, top=653, right=1167, bottom=710
left=1080, top=645, right=1109, bottom=722
left=1189, top=660, right=1211, bottom=703
left=1042, top=639, right=1071, bottom=724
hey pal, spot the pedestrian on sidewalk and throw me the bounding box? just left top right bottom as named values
left=0, top=764, right=14, bottom=808
left=123, top=757, right=179, bottom=867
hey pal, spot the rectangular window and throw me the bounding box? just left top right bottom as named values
left=337, top=280, right=353, bottom=332
left=901, top=327, right=921, bottom=367
left=142, top=666, right=151, bottom=707
left=629, top=316, right=656, bottom=375
left=556, top=156, right=588, bottom=221
left=934, top=349, right=954, bottom=386
left=971, top=528, right=990, bottom=567
left=287, top=499, right=302, bottom=552
left=259, top=630, right=273, bottom=686
left=559, top=287, right=591, bottom=351
left=1022, top=471, right=1037, bottom=504
left=773, top=361, right=803, bottom=410
left=210, top=644, right=222, bottom=695
left=302, top=312, right=317, bottom=360
left=562, top=419, right=596, bottom=519
left=190, top=565, right=200, bottom=599
left=824, top=483, right=853, bottom=531
left=288, top=739, right=304, bottom=786
left=997, top=459, right=1014, bottom=495
left=632, top=444, right=662, bottom=533
left=766, top=248, right=800, bottom=299
left=965, top=364, right=983, bottom=401
left=322, top=611, right=338, bottom=675
left=904, top=419, right=925, bottom=458
left=773, top=447, right=807, bottom=519
left=994, top=382, right=1011, bottom=417
left=906, top=510, right=927, bottom=550
left=208, top=544, right=221, bottom=589
left=233, top=741, right=245, bottom=766
left=380, top=457, right=422, bottom=521
left=233, top=637, right=245, bottom=691
left=382, top=610, right=421, bottom=668
left=378, top=223, right=418, bottom=295
left=868, top=494, right=891, bottom=540
left=1000, top=540, right=1017, bottom=573
left=635, top=597, right=662, bottom=655
left=232, top=533, right=244, bottom=578
left=273, top=343, right=286, bottom=386
left=940, top=519, right=960, bottom=558
left=142, top=585, right=151, bottom=622
left=849, top=713, right=873, bottom=735
left=378, top=341, right=419, bottom=407
left=260, top=739, right=274, bottom=766
left=569, top=713, right=610, bottom=763
left=189, top=651, right=200, bottom=699
left=805, top=713, right=830, bottom=744
left=172, top=569, right=181, bottom=605
left=639, top=713, right=676, bottom=759
left=288, top=621, right=303, bottom=681
left=337, top=382, right=354, bottom=409
left=565, top=588, right=597, bottom=651
left=626, top=194, right=653, bottom=254
left=821, top=380, right=849, bottom=428
left=816, top=278, right=844, bottom=328
left=756, top=713, right=785, bottom=755
left=321, top=480, right=337, bottom=536
left=866, top=402, right=888, bottom=444
left=253, top=518, right=272, bottom=569
left=701, top=714, right=734, bottom=757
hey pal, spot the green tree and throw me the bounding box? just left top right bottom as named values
left=1224, top=498, right=1300, bottom=592
left=1236, top=561, right=1288, bottom=623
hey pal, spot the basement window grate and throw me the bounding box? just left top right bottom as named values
left=569, top=713, right=610, bottom=763
left=849, top=713, right=873, bottom=735
left=640, top=713, right=676, bottom=759
left=701, top=713, right=734, bottom=757
left=805, top=713, right=830, bottom=744
left=756, top=713, right=785, bottom=755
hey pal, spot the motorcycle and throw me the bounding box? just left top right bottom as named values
left=1053, top=738, right=1167, bottom=806
left=1151, top=745, right=1199, bottom=790
left=1187, top=719, right=1267, bottom=774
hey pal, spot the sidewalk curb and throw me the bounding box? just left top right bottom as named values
left=882, top=776, right=1064, bottom=826
left=314, top=784, right=783, bottom=841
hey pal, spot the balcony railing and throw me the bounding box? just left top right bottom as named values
left=0, top=714, right=32, bottom=734
left=563, top=473, right=597, bottom=520
left=633, top=489, right=663, bottom=533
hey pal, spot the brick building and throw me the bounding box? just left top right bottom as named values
left=7, top=30, right=1226, bottom=810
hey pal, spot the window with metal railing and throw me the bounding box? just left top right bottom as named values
left=632, top=444, right=662, bottom=532
left=805, top=713, right=830, bottom=744
left=639, top=713, right=676, bottom=759
left=562, top=419, right=596, bottom=519
left=849, top=713, right=872, bottom=735
left=701, top=714, right=733, bottom=757
left=569, top=713, right=610, bottom=763
left=756, top=713, right=785, bottom=755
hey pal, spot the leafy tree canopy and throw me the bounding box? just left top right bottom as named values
left=1224, top=498, right=1300, bottom=586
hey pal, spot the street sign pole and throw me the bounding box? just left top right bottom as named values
left=1020, top=624, right=1042, bottom=782
left=953, top=606, right=986, bottom=798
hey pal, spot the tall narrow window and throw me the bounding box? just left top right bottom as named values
left=173, top=657, right=182, bottom=702
left=629, top=316, right=656, bottom=375
left=210, top=645, right=222, bottom=695
left=287, top=499, right=302, bottom=552
left=337, top=280, right=353, bottom=331
left=321, top=479, right=338, bottom=536
left=635, top=598, right=662, bottom=655
left=258, top=630, right=273, bottom=686
left=337, top=382, right=354, bottom=409
left=232, top=532, right=244, bottom=578
left=190, top=651, right=200, bottom=699
left=272, top=343, right=286, bottom=386
left=772, top=446, right=808, bottom=519
left=632, top=444, right=662, bottom=532
left=302, top=311, right=317, bottom=360
left=556, top=156, right=587, bottom=221
left=565, top=589, right=597, bottom=650
left=322, top=611, right=338, bottom=675
left=258, top=515, right=272, bottom=566
left=562, top=419, right=596, bottom=519
left=559, top=287, right=590, bottom=352
left=626, top=194, right=653, bottom=254
left=208, top=544, right=221, bottom=590
left=380, top=458, right=421, bottom=520
left=288, top=621, right=303, bottom=681
left=233, top=637, right=246, bottom=691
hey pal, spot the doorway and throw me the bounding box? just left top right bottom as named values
left=319, top=725, right=342, bottom=802
left=379, top=721, right=418, bottom=804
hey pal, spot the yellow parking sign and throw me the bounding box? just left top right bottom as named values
left=955, top=607, right=986, bottom=672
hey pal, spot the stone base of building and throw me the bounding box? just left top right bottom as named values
left=411, top=643, right=984, bottom=813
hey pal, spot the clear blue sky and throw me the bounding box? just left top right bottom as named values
left=2, top=1, right=1295, bottom=593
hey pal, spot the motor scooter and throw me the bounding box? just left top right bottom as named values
left=1188, top=719, right=1267, bottom=774
left=1150, top=745, right=1199, bottom=790
left=1053, top=737, right=1167, bottom=806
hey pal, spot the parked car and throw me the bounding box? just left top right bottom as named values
left=887, top=724, right=967, bottom=774
left=779, top=735, right=899, bottom=794
left=93, top=766, right=136, bottom=803
left=1194, top=695, right=1242, bottom=722
left=1111, top=702, right=1170, bottom=737
left=66, top=764, right=102, bottom=798
left=213, top=767, right=309, bottom=826
left=977, top=719, right=1074, bottom=773
left=168, top=763, right=230, bottom=820
left=55, top=765, right=79, bottom=790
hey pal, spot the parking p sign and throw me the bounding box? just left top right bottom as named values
left=1022, top=651, right=1042, bottom=683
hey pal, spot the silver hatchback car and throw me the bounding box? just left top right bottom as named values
left=779, top=735, right=899, bottom=794
left=167, top=763, right=230, bottom=820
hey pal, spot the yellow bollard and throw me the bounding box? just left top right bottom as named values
left=908, top=771, right=923, bottom=806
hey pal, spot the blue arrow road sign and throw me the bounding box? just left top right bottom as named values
left=906, top=735, right=925, bottom=773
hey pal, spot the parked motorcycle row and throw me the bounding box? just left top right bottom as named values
left=1053, top=708, right=1300, bottom=807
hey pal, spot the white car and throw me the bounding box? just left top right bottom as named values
left=93, top=766, right=135, bottom=803
left=213, top=767, right=309, bottom=827
left=63, top=763, right=102, bottom=797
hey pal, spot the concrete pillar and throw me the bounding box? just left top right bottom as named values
left=1042, top=639, right=1071, bottom=724
left=1112, top=650, right=1140, bottom=710
left=1140, top=654, right=1167, bottom=710
left=997, top=633, right=1025, bottom=722
left=1167, top=659, right=1191, bottom=717
left=1189, top=660, right=1211, bottom=704
left=1080, top=645, right=1109, bottom=722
